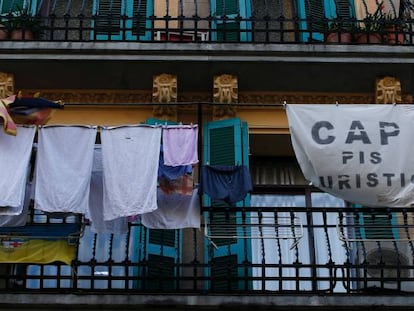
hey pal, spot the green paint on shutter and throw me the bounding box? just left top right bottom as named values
left=211, top=0, right=252, bottom=42
left=353, top=205, right=398, bottom=240
left=92, top=0, right=152, bottom=41
left=305, top=0, right=326, bottom=33
left=136, top=118, right=181, bottom=290
left=211, top=255, right=239, bottom=291
left=297, top=0, right=355, bottom=42
left=216, top=0, right=239, bottom=15
left=203, top=118, right=252, bottom=291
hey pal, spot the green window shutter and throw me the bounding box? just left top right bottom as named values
left=142, top=228, right=181, bottom=291
left=211, top=0, right=252, bottom=42
left=137, top=117, right=181, bottom=291
left=92, top=0, right=152, bottom=41
left=353, top=205, right=398, bottom=240
left=203, top=118, right=251, bottom=291
left=297, top=0, right=354, bottom=42
left=1, top=1, right=38, bottom=14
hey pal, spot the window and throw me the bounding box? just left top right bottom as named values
left=297, top=0, right=355, bottom=41
left=203, top=118, right=252, bottom=291
left=211, top=0, right=252, bottom=42
left=92, top=0, right=153, bottom=41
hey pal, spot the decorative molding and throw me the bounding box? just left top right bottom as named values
left=375, top=76, right=402, bottom=104
left=20, top=89, right=412, bottom=106
left=152, top=73, right=177, bottom=120
left=0, top=72, right=14, bottom=98
left=213, top=74, right=238, bottom=119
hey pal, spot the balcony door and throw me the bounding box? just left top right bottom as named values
left=92, top=0, right=153, bottom=41
left=0, top=0, right=38, bottom=14
left=297, top=0, right=355, bottom=42
left=210, top=0, right=252, bottom=42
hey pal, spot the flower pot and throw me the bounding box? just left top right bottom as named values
left=355, top=33, right=382, bottom=44
left=10, top=29, right=34, bottom=40
left=326, top=32, right=352, bottom=43
left=385, top=26, right=405, bottom=44
left=0, top=26, right=8, bottom=40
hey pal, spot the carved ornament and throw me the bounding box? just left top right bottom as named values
left=0, top=72, right=14, bottom=98
left=213, top=74, right=238, bottom=119
left=152, top=73, right=177, bottom=120
left=375, top=76, right=402, bottom=104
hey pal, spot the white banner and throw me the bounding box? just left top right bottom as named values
left=286, top=104, right=414, bottom=207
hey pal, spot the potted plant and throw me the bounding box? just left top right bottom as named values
left=8, top=5, right=42, bottom=40
left=383, top=13, right=407, bottom=44
left=325, top=20, right=353, bottom=43
left=355, top=2, right=386, bottom=44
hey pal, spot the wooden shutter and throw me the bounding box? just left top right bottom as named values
left=211, top=0, right=252, bottom=42
left=297, top=0, right=354, bottom=42
left=1, top=1, right=39, bottom=14
left=354, top=208, right=397, bottom=240
left=203, top=117, right=251, bottom=291
left=143, top=229, right=180, bottom=291
left=92, top=0, right=151, bottom=41
left=138, top=117, right=181, bottom=291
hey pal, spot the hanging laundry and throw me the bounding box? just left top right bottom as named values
left=7, top=92, right=64, bottom=126
left=0, top=182, right=31, bottom=227
left=86, top=146, right=128, bottom=234
left=0, top=126, right=35, bottom=212
left=162, top=125, right=198, bottom=166
left=34, top=126, right=97, bottom=214
left=141, top=188, right=200, bottom=229
left=158, top=144, right=192, bottom=180
left=101, top=125, right=161, bottom=221
left=159, top=173, right=194, bottom=196
left=0, top=239, right=76, bottom=265
left=0, top=98, right=17, bottom=136
left=200, top=165, right=253, bottom=205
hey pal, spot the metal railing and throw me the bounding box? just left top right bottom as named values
left=1, top=206, right=414, bottom=294
left=0, top=0, right=413, bottom=44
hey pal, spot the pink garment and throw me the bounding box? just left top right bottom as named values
left=162, top=125, right=198, bottom=166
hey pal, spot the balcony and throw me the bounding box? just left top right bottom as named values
left=1, top=199, right=414, bottom=300
left=0, top=0, right=412, bottom=45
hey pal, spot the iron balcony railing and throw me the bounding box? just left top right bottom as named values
left=1, top=205, right=414, bottom=294
left=0, top=0, right=413, bottom=44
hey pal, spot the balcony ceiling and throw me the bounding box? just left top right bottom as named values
left=0, top=42, right=413, bottom=94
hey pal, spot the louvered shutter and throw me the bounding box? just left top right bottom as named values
left=211, top=0, right=252, bottom=42
left=1, top=1, right=38, bottom=14
left=92, top=0, right=152, bottom=41
left=354, top=204, right=397, bottom=240
left=138, top=117, right=181, bottom=291
left=297, top=0, right=354, bottom=42
left=203, top=117, right=252, bottom=291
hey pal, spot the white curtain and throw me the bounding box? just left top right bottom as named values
left=251, top=193, right=347, bottom=292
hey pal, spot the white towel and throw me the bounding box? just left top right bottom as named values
left=0, top=181, right=32, bottom=226
left=141, top=188, right=200, bottom=229
left=0, top=126, right=35, bottom=213
left=87, top=146, right=128, bottom=234
left=101, top=125, right=161, bottom=221
left=162, top=125, right=198, bottom=166
left=34, top=126, right=97, bottom=214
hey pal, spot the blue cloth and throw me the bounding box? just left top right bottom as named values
left=158, top=147, right=192, bottom=180
left=200, top=165, right=253, bottom=205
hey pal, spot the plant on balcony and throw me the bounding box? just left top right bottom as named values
left=0, top=17, right=8, bottom=40
left=324, top=20, right=353, bottom=43
left=383, top=13, right=407, bottom=44
left=7, top=5, right=42, bottom=40
left=355, top=2, right=386, bottom=43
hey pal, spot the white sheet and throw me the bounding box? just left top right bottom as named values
left=101, top=125, right=161, bottom=221
left=34, top=126, right=97, bottom=214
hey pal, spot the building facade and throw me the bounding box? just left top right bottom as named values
left=0, top=0, right=414, bottom=309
